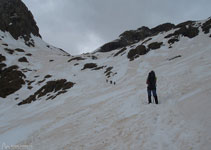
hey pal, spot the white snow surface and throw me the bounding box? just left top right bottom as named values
left=0, top=21, right=211, bottom=150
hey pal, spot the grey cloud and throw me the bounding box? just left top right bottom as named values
left=22, top=0, right=211, bottom=55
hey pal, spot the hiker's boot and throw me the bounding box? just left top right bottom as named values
left=148, top=96, right=152, bottom=104
left=154, top=96, right=158, bottom=104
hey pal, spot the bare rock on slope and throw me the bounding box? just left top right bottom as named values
left=0, top=65, right=26, bottom=98
left=0, top=0, right=41, bottom=46
left=18, top=79, right=75, bottom=105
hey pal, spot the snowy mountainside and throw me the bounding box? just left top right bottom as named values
left=0, top=1, right=211, bottom=149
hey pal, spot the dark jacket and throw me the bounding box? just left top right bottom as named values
left=146, top=71, right=157, bottom=90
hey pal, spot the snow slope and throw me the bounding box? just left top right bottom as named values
left=0, top=18, right=211, bottom=150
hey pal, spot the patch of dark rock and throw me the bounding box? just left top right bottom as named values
left=25, top=53, right=32, bottom=56
left=104, top=67, right=113, bottom=78
left=97, top=23, right=176, bottom=53
left=18, top=57, right=28, bottom=63
left=202, top=18, right=211, bottom=34
left=18, top=79, right=75, bottom=105
left=49, top=59, right=54, bottom=62
left=0, top=65, right=26, bottom=98
left=47, top=45, right=50, bottom=48
left=122, top=26, right=152, bottom=42
left=0, top=63, right=7, bottom=71
left=46, top=90, right=67, bottom=100
left=34, top=75, right=39, bottom=78
left=168, top=55, right=182, bottom=61
left=0, top=0, right=41, bottom=44
left=114, top=47, right=127, bottom=57
left=2, top=43, right=8, bottom=46
left=26, top=80, right=35, bottom=86
left=168, top=38, right=179, bottom=45
left=148, top=42, right=163, bottom=50
left=110, top=81, right=113, bottom=84
left=127, top=45, right=148, bottom=61
left=22, top=68, right=32, bottom=72
left=210, top=34, right=211, bottom=38
left=74, top=63, right=79, bottom=66
left=44, top=75, right=52, bottom=79
left=165, top=26, right=199, bottom=39
left=15, top=48, right=25, bottom=52
left=151, top=23, right=175, bottom=34
left=175, top=21, right=195, bottom=28
left=92, top=66, right=105, bottom=70
left=25, top=39, right=35, bottom=47
left=27, top=86, right=33, bottom=90
left=59, top=48, right=70, bottom=56
left=37, top=79, right=46, bottom=85
left=0, top=54, right=6, bottom=62
left=91, top=56, right=98, bottom=60
left=99, top=39, right=128, bottom=52
left=4, top=48, right=14, bottom=54
left=15, top=97, right=19, bottom=100
left=68, top=57, right=85, bottom=62
left=141, top=38, right=152, bottom=45
left=82, top=63, right=98, bottom=70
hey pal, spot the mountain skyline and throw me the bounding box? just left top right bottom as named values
left=22, top=0, right=211, bottom=55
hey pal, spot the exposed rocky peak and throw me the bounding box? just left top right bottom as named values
left=98, top=23, right=177, bottom=52
left=150, top=23, right=175, bottom=33
left=202, top=17, right=211, bottom=34
left=97, top=17, right=211, bottom=53
left=0, top=0, right=41, bottom=46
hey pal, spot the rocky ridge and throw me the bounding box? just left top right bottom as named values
left=0, top=0, right=41, bottom=46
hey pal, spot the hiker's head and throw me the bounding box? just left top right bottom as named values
left=149, top=70, right=155, bottom=77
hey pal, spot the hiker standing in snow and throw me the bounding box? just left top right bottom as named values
left=146, top=71, right=158, bottom=104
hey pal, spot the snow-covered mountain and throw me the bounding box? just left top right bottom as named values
left=0, top=0, right=211, bottom=150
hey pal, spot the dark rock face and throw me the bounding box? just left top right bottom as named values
left=44, top=75, right=52, bottom=79
left=99, top=39, right=127, bottom=52
left=98, top=27, right=152, bottom=52
left=81, top=63, right=98, bottom=70
left=114, top=47, right=127, bottom=57
left=0, top=65, right=26, bottom=98
left=18, top=79, right=75, bottom=105
left=168, top=55, right=182, bottom=61
left=151, top=23, right=175, bottom=34
left=18, top=57, right=28, bottom=63
left=127, top=45, right=148, bottom=61
left=168, top=38, right=179, bottom=45
left=148, top=42, right=163, bottom=50
left=0, top=54, right=6, bottom=62
left=4, top=48, right=14, bottom=54
left=165, top=26, right=199, bottom=39
left=98, top=24, right=176, bottom=53
left=68, top=57, right=85, bottom=62
left=202, top=18, right=211, bottom=34
left=120, top=26, right=152, bottom=44
left=0, top=63, right=6, bottom=71
left=175, top=21, right=195, bottom=28
left=165, top=21, right=199, bottom=39
left=104, top=67, right=113, bottom=78
left=15, top=48, right=25, bottom=52
left=0, top=0, right=41, bottom=45
left=26, top=53, right=32, bottom=56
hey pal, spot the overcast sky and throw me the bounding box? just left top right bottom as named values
left=22, top=0, right=211, bottom=55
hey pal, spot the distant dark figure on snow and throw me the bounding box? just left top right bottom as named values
left=146, top=70, right=158, bottom=104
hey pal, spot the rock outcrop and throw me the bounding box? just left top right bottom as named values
left=0, top=0, right=41, bottom=46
